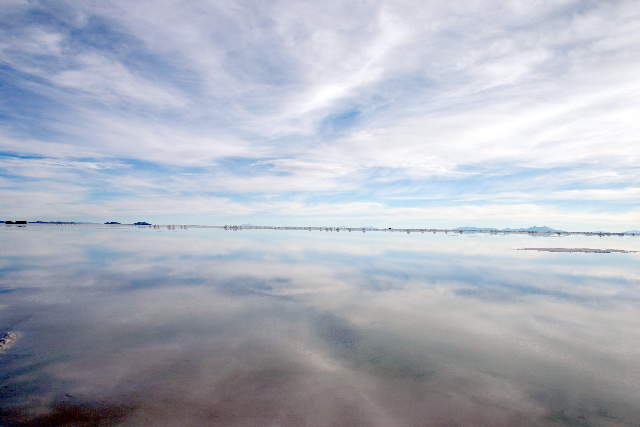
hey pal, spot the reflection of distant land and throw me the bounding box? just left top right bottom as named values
left=518, top=248, right=637, bottom=253
left=6, top=222, right=640, bottom=237
left=217, top=225, right=638, bottom=237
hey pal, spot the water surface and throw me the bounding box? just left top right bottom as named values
left=1, top=225, right=639, bottom=426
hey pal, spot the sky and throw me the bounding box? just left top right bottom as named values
left=1, top=0, right=639, bottom=230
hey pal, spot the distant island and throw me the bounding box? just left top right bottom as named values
left=2, top=221, right=97, bottom=225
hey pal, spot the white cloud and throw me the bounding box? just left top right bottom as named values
left=51, top=53, right=188, bottom=108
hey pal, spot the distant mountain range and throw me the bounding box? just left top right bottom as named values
left=455, top=226, right=565, bottom=232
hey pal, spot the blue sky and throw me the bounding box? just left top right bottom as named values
left=1, top=0, right=639, bottom=230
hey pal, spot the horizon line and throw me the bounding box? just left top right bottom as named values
left=7, top=222, right=638, bottom=236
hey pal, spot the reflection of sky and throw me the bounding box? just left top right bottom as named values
left=1, top=225, right=640, bottom=425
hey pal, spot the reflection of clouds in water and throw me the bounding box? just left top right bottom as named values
left=1, top=226, right=640, bottom=425
left=41, top=308, right=553, bottom=426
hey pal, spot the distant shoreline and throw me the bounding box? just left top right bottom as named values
left=517, top=248, right=637, bottom=253
left=5, top=222, right=638, bottom=237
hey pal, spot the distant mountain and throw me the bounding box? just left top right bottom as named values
left=502, top=226, right=565, bottom=232
left=624, top=230, right=640, bottom=234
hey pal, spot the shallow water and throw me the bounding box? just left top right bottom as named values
left=1, top=225, right=639, bottom=426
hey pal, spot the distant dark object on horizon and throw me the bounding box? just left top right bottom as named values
left=133, top=222, right=151, bottom=226
left=105, top=222, right=121, bottom=224
left=4, top=221, right=27, bottom=225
